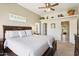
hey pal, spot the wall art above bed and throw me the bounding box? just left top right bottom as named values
left=9, top=13, right=26, bottom=23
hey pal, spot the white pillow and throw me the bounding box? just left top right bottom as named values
left=48, top=39, right=54, bottom=48
left=48, top=41, right=53, bottom=48
left=25, top=30, right=32, bottom=36
left=18, top=30, right=26, bottom=38
left=5, top=31, right=19, bottom=38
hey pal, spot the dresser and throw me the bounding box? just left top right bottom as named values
left=74, top=35, right=79, bottom=56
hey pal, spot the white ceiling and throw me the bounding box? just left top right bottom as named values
left=18, top=3, right=78, bottom=16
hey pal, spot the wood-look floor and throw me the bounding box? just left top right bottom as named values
left=54, top=41, right=74, bottom=56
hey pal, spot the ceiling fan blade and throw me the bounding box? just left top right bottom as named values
left=38, top=7, right=47, bottom=9
left=50, top=8, right=55, bottom=11
left=51, top=3, right=59, bottom=7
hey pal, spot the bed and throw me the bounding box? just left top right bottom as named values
left=3, top=25, right=57, bottom=56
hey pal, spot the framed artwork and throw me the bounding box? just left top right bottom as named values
left=9, top=13, right=26, bottom=23
left=51, top=23, right=55, bottom=28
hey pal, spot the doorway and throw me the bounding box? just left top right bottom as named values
left=61, top=21, right=69, bottom=42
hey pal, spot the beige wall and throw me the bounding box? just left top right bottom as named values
left=0, top=3, right=40, bottom=40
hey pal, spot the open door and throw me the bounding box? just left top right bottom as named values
left=61, top=21, right=69, bottom=42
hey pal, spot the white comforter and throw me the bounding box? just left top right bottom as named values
left=4, top=35, right=54, bottom=56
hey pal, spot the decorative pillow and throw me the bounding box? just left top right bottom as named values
left=48, top=39, right=54, bottom=48
left=5, top=31, right=19, bottom=38
left=25, top=30, right=32, bottom=36
left=48, top=41, right=53, bottom=48
left=18, top=30, right=26, bottom=38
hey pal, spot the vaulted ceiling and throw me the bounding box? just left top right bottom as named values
left=18, top=3, right=78, bottom=16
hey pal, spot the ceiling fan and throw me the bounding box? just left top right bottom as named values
left=38, top=3, right=59, bottom=12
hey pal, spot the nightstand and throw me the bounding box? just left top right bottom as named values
left=0, top=41, right=4, bottom=56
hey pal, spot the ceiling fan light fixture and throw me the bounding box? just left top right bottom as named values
left=47, top=8, right=50, bottom=11
left=45, top=8, right=51, bottom=12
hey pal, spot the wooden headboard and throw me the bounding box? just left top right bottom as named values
left=3, top=25, right=32, bottom=43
